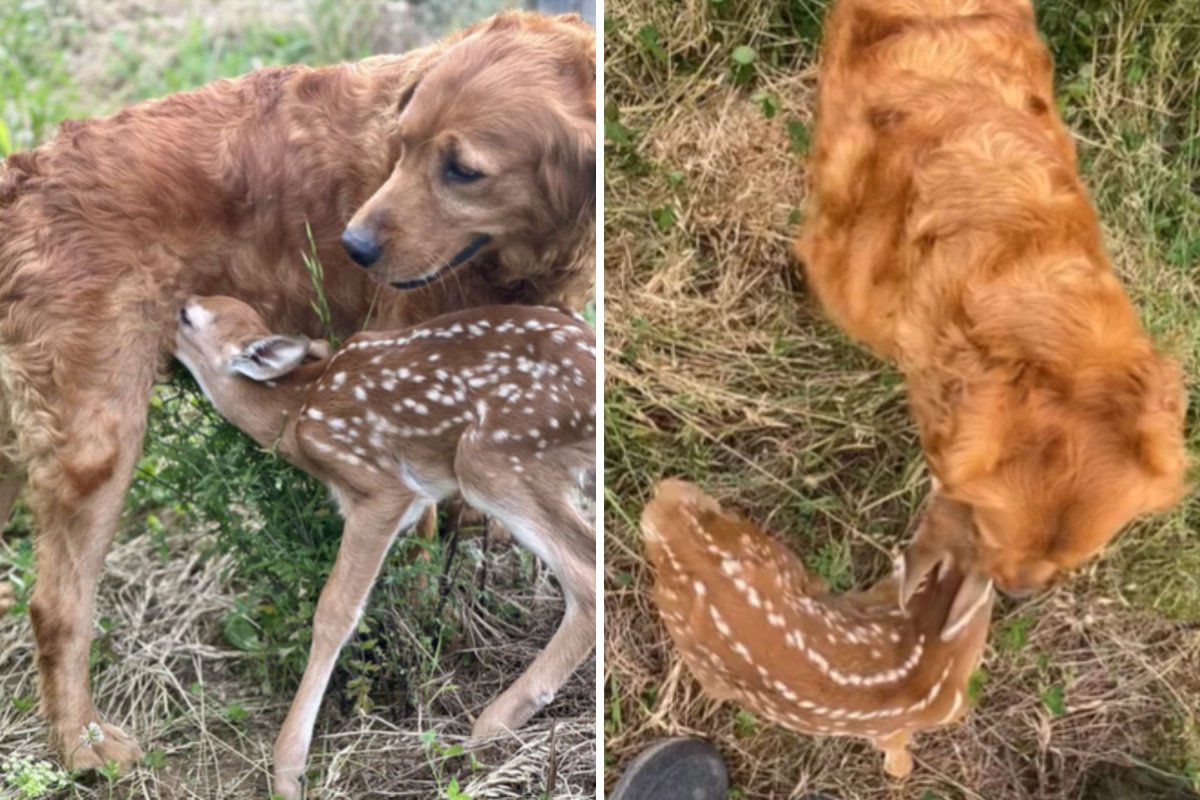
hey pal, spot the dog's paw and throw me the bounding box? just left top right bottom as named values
left=65, top=722, right=142, bottom=772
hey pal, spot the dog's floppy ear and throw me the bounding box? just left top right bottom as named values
left=231, top=336, right=311, bottom=381
left=540, top=108, right=596, bottom=225
left=539, top=34, right=596, bottom=225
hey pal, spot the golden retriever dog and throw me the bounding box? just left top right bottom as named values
left=797, top=0, right=1185, bottom=596
left=0, top=11, right=594, bottom=770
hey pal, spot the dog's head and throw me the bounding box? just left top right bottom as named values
left=343, top=13, right=595, bottom=306
left=916, top=263, right=1188, bottom=595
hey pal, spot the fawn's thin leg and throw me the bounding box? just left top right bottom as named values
left=413, top=505, right=438, bottom=553
left=273, top=491, right=430, bottom=800
left=0, top=580, right=12, bottom=614
left=27, top=392, right=150, bottom=770
left=456, top=460, right=592, bottom=743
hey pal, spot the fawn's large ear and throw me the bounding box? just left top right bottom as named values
left=898, top=548, right=994, bottom=640
left=897, top=542, right=945, bottom=612
left=939, top=570, right=994, bottom=641
left=898, top=493, right=974, bottom=612
left=231, top=336, right=310, bottom=381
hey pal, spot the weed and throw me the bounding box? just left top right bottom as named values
left=1041, top=684, right=1067, bottom=718
left=0, top=755, right=69, bottom=799
left=732, top=709, right=757, bottom=737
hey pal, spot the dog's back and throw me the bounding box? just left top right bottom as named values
left=800, top=0, right=1089, bottom=353
left=798, top=0, right=1186, bottom=593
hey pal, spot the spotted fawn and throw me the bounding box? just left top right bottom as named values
left=175, top=295, right=596, bottom=800
left=641, top=479, right=993, bottom=777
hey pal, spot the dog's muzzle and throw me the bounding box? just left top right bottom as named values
left=390, top=235, right=492, bottom=290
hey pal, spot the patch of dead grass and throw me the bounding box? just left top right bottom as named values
left=0, top=529, right=594, bottom=798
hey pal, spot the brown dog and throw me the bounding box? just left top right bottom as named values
left=797, top=0, right=1185, bottom=596
left=0, top=12, right=594, bottom=769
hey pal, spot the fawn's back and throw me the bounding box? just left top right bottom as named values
left=294, top=306, right=596, bottom=496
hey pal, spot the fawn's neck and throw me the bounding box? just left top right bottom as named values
left=204, top=361, right=329, bottom=463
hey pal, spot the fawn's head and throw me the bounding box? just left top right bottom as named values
left=894, top=492, right=994, bottom=641
left=175, top=296, right=330, bottom=399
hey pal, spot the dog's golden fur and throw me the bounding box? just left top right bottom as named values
left=798, top=0, right=1186, bottom=594
left=0, top=11, right=594, bottom=768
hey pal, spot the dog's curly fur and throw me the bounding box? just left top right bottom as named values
left=797, top=0, right=1186, bottom=595
left=0, top=11, right=594, bottom=769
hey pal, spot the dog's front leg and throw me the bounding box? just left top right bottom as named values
left=27, top=383, right=152, bottom=770
left=273, top=492, right=430, bottom=800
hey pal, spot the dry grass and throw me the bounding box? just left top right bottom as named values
left=0, top=528, right=595, bottom=799
left=603, top=1, right=1200, bottom=797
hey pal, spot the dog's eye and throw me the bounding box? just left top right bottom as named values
left=444, top=158, right=483, bottom=184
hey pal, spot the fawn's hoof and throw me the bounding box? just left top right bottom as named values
left=272, top=738, right=307, bottom=800
left=882, top=747, right=913, bottom=779
left=471, top=688, right=554, bottom=741
left=470, top=709, right=515, bottom=741
left=272, top=772, right=303, bottom=800
left=64, top=722, right=142, bottom=772
left=0, top=581, right=13, bottom=614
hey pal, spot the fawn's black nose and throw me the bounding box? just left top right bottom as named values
left=341, top=226, right=382, bottom=268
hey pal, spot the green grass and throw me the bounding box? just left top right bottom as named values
left=0, top=2, right=79, bottom=155
left=604, top=0, right=1200, bottom=797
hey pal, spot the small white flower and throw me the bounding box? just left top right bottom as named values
left=80, top=721, right=104, bottom=747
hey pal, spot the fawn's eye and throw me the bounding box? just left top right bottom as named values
left=443, top=156, right=483, bottom=184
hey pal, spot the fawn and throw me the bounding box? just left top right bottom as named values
left=641, top=480, right=993, bottom=778
left=175, top=296, right=596, bottom=799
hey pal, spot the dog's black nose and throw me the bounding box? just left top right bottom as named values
left=341, top=226, right=382, bottom=268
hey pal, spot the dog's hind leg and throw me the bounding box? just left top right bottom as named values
left=26, top=383, right=152, bottom=771
left=0, top=455, right=27, bottom=533
left=0, top=456, right=25, bottom=614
